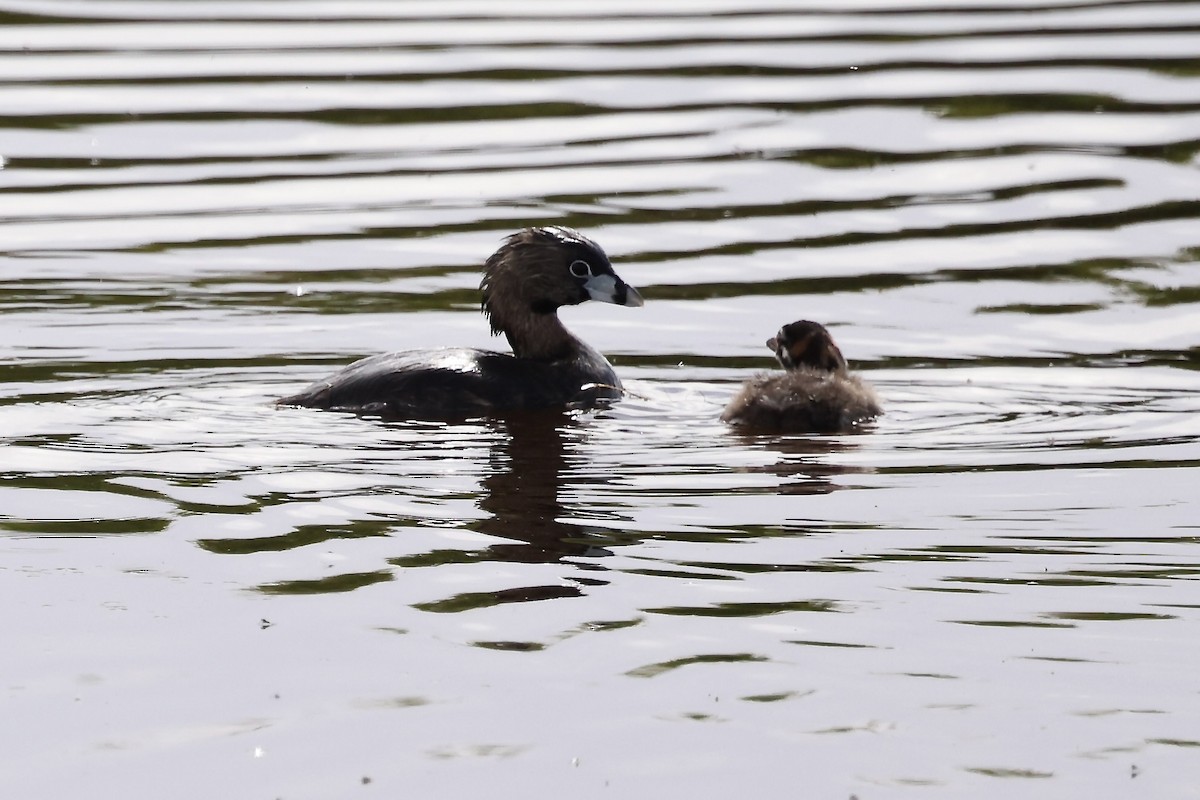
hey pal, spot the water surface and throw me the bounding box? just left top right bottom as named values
left=3, top=1, right=1200, bottom=797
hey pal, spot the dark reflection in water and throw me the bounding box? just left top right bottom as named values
left=370, top=412, right=612, bottom=578
left=199, top=518, right=397, bottom=557
left=409, top=411, right=602, bottom=611
left=205, top=407, right=874, bottom=602
left=473, top=412, right=608, bottom=563
left=730, top=429, right=873, bottom=496
left=197, top=410, right=606, bottom=600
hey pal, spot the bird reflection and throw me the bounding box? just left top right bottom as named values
left=471, top=410, right=613, bottom=565
left=386, top=410, right=618, bottom=611
left=240, top=405, right=874, bottom=604
left=726, top=428, right=874, bottom=495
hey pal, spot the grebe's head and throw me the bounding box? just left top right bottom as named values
left=479, top=226, right=642, bottom=336
left=767, top=320, right=847, bottom=373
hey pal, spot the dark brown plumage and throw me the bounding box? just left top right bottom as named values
left=277, top=227, right=643, bottom=419
left=721, top=320, right=882, bottom=433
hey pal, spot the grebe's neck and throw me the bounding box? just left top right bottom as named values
left=502, top=311, right=581, bottom=361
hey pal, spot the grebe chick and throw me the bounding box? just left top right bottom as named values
left=277, top=227, right=643, bottom=419
left=721, top=320, right=881, bottom=433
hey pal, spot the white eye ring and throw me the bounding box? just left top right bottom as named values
left=569, top=260, right=593, bottom=279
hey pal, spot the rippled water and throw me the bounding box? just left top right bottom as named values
left=3, top=1, right=1200, bottom=796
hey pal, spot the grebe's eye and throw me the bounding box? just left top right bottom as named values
left=569, top=260, right=593, bottom=279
